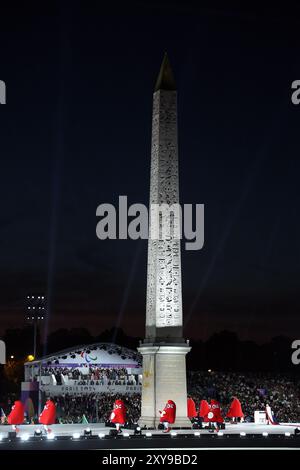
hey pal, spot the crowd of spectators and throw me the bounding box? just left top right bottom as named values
left=48, top=371, right=300, bottom=424
left=40, top=367, right=138, bottom=386
left=2, top=371, right=300, bottom=425
left=187, top=371, right=300, bottom=422
left=53, top=392, right=141, bottom=425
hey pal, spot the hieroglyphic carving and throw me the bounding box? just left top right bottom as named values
left=145, top=90, right=183, bottom=333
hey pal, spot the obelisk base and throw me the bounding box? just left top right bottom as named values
left=138, top=342, right=191, bottom=429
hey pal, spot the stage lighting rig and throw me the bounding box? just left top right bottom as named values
left=133, top=425, right=142, bottom=436
left=294, top=427, right=300, bottom=436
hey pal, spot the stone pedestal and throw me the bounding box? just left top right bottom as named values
left=138, top=342, right=191, bottom=428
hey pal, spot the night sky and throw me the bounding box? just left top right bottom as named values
left=1, top=3, right=300, bottom=343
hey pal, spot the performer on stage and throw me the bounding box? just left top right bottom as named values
left=206, top=399, right=224, bottom=431
left=187, top=397, right=197, bottom=420
left=265, top=403, right=279, bottom=425
left=0, top=407, right=6, bottom=424
left=159, top=400, right=176, bottom=433
left=199, top=399, right=210, bottom=422
left=7, top=400, right=24, bottom=432
left=226, top=397, right=244, bottom=423
left=39, top=399, right=56, bottom=433
left=110, top=399, right=127, bottom=433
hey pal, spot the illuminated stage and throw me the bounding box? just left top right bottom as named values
left=1, top=423, right=300, bottom=450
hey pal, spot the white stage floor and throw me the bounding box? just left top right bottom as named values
left=0, top=422, right=299, bottom=438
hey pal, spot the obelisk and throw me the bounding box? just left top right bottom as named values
left=138, top=54, right=191, bottom=428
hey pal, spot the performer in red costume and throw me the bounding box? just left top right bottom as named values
left=187, top=397, right=197, bottom=419
left=7, top=400, right=24, bottom=432
left=227, top=397, right=244, bottom=423
left=110, top=399, right=127, bottom=433
left=208, top=399, right=224, bottom=422
left=39, top=399, right=56, bottom=433
left=206, top=399, right=224, bottom=431
left=159, top=400, right=176, bottom=433
left=199, top=399, right=210, bottom=421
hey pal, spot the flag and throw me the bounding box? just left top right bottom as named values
left=81, top=414, right=89, bottom=424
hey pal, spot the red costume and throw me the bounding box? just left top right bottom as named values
left=187, top=398, right=197, bottom=419
left=39, top=400, right=56, bottom=425
left=227, top=397, right=244, bottom=418
left=199, top=400, right=210, bottom=419
left=110, top=399, right=126, bottom=425
left=7, top=401, right=24, bottom=425
left=160, top=400, right=176, bottom=424
left=206, top=399, right=224, bottom=423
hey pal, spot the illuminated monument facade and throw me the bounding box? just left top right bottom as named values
left=138, top=54, right=191, bottom=428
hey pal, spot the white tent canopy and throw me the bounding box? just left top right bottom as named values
left=23, top=343, right=142, bottom=396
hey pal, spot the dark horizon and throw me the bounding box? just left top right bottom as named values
left=3, top=324, right=299, bottom=374
left=1, top=3, right=300, bottom=344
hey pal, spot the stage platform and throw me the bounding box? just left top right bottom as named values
left=0, top=422, right=300, bottom=450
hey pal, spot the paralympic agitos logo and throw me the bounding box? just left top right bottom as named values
left=80, top=351, right=97, bottom=363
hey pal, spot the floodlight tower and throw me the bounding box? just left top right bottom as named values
left=25, top=294, right=46, bottom=359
